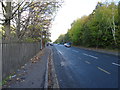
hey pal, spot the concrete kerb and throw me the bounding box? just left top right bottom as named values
left=44, top=47, right=59, bottom=89
left=50, top=48, right=59, bottom=88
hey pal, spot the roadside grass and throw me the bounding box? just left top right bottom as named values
left=0, top=73, right=15, bottom=86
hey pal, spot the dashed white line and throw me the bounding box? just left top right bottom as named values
left=97, top=67, right=111, bottom=74
left=72, top=50, right=79, bottom=53
left=83, top=53, right=89, bottom=56
left=88, top=55, right=98, bottom=59
left=85, top=61, right=91, bottom=64
left=112, top=63, right=120, bottom=66
left=58, top=50, right=63, bottom=55
left=83, top=53, right=98, bottom=59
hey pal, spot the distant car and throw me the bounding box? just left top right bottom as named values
left=46, top=42, right=53, bottom=46
left=46, top=43, right=49, bottom=46
left=64, top=43, right=71, bottom=47
left=49, top=43, right=53, bottom=46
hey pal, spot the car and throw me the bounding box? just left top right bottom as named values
left=64, top=43, right=71, bottom=47
left=49, top=43, right=53, bottom=46
left=46, top=42, right=53, bottom=46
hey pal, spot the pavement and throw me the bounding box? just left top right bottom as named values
left=2, top=48, right=50, bottom=88
left=51, top=44, right=119, bottom=88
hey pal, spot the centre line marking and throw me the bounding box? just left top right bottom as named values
left=72, top=50, right=79, bottom=53
left=112, top=63, right=120, bottom=66
left=97, top=67, right=111, bottom=74
left=85, top=61, right=91, bottom=64
left=83, top=53, right=98, bottom=59
left=58, top=50, right=63, bottom=55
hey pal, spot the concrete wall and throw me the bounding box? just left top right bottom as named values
left=2, top=42, right=41, bottom=79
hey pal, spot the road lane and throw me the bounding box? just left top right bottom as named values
left=83, top=53, right=98, bottom=59
left=51, top=45, right=119, bottom=88
left=69, top=46, right=118, bottom=75
left=54, top=45, right=118, bottom=73
left=72, top=50, right=79, bottom=53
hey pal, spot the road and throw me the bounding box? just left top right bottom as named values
left=50, top=44, right=119, bottom=88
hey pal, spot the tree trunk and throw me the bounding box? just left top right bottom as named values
left=4, top=2, right=11, bottom=40
left=16, top=4, right=21, bottom=40
left=112, top=12, right=117, bottom=45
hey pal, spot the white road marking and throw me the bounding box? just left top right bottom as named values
left=83, top=53, right=98, bottom=59
left=85, top=61, right=91, bottom=64
left=97, top=67, right=111, bottom=74
left=58, top=50, right=63, bottom=55
left=112, top=63, right=120, bottom=66
left=60, top=61, right=65, bottom=66
left=88, top=55, right=98, bottom=59
left=72, top=50, right=79, bottom=53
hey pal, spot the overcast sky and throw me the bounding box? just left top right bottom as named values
left=50, top=0, right=119, bottom=42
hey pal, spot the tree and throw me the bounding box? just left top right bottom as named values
left=117, top=1, right=120, bottom=47
left=0, top=0, right=62, bottom=42
left=55, top=1, right=119, bottom=49
left=1, top=2, right=12, bottom=40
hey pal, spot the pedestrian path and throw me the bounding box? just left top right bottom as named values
left=3, top=48, right=50, bottom=88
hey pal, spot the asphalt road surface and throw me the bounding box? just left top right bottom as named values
left=50, top=44, right=119, bottom=88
